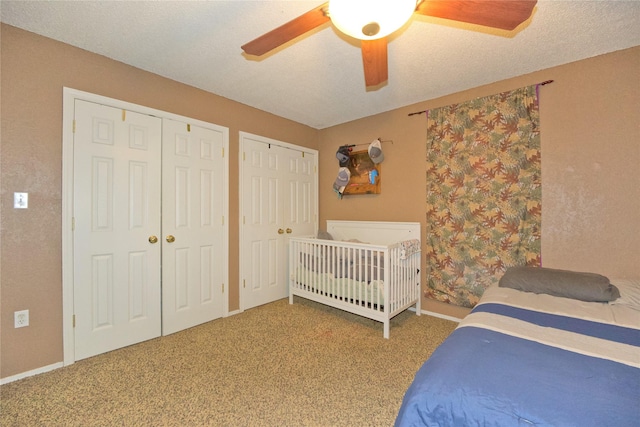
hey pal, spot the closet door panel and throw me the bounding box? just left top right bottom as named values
left=162, top=119, right=225, bottom=335
left=241, top=139, right=287, bottom=308
left=73, top=100, right=162, bottom=361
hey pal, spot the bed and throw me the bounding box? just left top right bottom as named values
left=288, top=220, right=422, bottom=338
left=395, top=268, right=640, bottom=426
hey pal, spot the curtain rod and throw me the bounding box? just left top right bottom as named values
left=407, top=80, right=555, bottom=117
left=340, top=138, right=394, bottom=150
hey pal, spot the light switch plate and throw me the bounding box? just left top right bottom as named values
left=14, top=192, right=28, bottom=209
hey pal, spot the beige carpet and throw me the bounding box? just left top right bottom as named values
left=1, top=297, right=456, bottom=426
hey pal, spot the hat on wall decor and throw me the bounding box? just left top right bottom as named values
left=336, top=146, right=351, bottom=167
left=334, top=167, right=351, bottom=188
left=333, top=166, right=351, bottom=195
left=368, top=139, right=384, bottom=164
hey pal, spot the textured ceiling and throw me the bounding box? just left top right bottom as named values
left=1, top=1, right=639, bottom=129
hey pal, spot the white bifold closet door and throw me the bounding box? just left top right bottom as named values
left=72, top=100, right=225, bottom=361
left=240, top=133, right=317, bottom=310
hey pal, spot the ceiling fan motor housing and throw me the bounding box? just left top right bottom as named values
left=362, top=22, right=381, bottom=37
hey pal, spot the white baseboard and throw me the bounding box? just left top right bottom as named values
left=226, top=308, right=242, bottom=317
left=406, top=306, right=462, bottom=323
left=420, top=309, right=463, bottom=323
left=1, top=362, right=63, bottom=385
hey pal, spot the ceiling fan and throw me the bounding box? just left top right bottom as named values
left=241, top=0, right=537, bottom=88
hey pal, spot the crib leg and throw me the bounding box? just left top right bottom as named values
left=383, top=321, right=390, bottom=339
left=289, top=293, right=294, bottom=305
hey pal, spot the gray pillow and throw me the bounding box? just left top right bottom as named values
left=499, top=266, right=620, bottom=302
left=317, top=230, right=333, bottom=240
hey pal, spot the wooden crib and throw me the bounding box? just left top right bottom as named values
left=288, top=221, right=421, bottom=338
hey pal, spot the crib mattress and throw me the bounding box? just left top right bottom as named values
left=292, top=266, right=385, bottom=307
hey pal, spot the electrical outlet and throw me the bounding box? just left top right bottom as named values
left=14, top=310, right=29, bottom=328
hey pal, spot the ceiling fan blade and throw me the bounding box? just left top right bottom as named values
left=415, top=0, right=537, bottom=31
left=361, top=38, right=388, bottom=88
left=241, top=2, right=330, bottom=56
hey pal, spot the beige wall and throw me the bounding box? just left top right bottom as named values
left=2, top=22, right=638, bottom=380
left=317, top=46, right=640, bottom=319
left=0, top=24, right=318, bottom=379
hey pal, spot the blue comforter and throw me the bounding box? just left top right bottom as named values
left=395, top=298, right=640, bottom=426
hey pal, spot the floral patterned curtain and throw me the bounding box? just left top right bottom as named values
left=425, top=85, right=541, bottom=308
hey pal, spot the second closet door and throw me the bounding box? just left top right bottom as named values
left=240, top=134, right=317, bottom=310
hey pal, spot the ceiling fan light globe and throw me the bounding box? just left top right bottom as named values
left=329, top=0, right=416, bottom=40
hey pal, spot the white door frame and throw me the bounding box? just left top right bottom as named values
left=238, top=131, right=318, bottom=312
left=62, top=87, right=229, bottom=366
